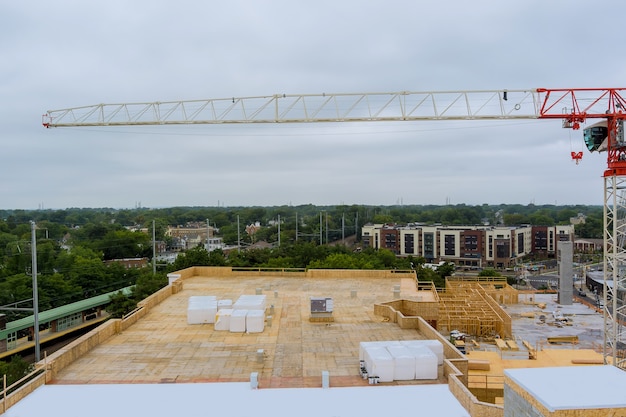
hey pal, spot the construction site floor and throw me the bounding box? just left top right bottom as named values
left=48, top=274, right=445, bottom=388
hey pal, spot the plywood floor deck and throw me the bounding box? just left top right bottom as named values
left=49, top=274, right=443, bottom=388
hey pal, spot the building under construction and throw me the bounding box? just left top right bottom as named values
left=2, top=268, right=624, bottom=417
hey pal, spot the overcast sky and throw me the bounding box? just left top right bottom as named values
left=1, top=1, right=622, bottom=209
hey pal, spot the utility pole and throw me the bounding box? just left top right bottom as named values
left=319, top=212, right=323, bottom=245
left=237, top=215, right=241, bottom=252
left=325, top=211, right=329, bottom=244
left=152, top=220, right=156, bottom=275
left=206, top=218, right=211, bottom=251
left=30, top=221, right=40, bottom=362
left=277, top=214, right=281, bottom=247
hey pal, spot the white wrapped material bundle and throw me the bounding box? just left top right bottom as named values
left=233, top=294, right=267, bottom=311
left=230, top=309, right=248, bottom=332
left=217, top=299, right=233, bottom=310
left=401, top=340, right=444, bottom=365
left=406, top=345, right=438, bottom=380
left=187, top=296, right=218, bottom=324
left=363, top=346, right=394, bottom=383
left=386, top=345, right=416, bottom=380
left=246, top=310, right=265, bottom=333
left=359, top=341, right=402, bottom=361
left=214, top=309, right=233, bottom=331
left=188, top=296, right=217, bottom=305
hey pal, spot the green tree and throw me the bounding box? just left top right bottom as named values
left=308, top=253, right=362, bottom=269
left=38, top=273, right=82, bottom=310
left=132, top=271, right=168, bottom=301
left=436, top=262, right=456, bottom=278
left=172, top=246, right=211, bottom=270
left=106, top=290, right=138, bottom=318
left=478, top=268, right=501, bottom=277
left=97, top=229, right=150, bottom=260
left=207, top=249, right=227, bottom=266
left=67, top=255, right=109, bottom=298
left=0, top=355, right=33, bottom=386
left=415, top=266, right=444, bottom=288
left=375, top=248, right=397, bottom=268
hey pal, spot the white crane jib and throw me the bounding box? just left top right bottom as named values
left=42, top=90, right=542, bottom=127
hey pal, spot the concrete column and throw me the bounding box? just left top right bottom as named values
left=558, top=241, right=573, bottom=305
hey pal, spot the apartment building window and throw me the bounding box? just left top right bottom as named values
left=496, top=241, right=509, bottom=258
left=534, top=230, right=547, bottom=251
left=404, top=233, right=414, bottom=254
left=424, top=233, right=434, bottom=259
left=464, top=235, right=478, bottom=251
left=384, top=233, right=397, bottom=250
left=517, top=233, right=524, bottom=253
left=444, top=234, right=455, bottom=256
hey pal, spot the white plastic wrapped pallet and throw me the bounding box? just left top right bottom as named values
left=230, top=309, right=248, bottom=332
left=246, top=310, right=265, bottom=333
left=233, top=294, right=267, bottom=311
left=406, top=345, right=438, bottom=380
left=187, top=296, right=218, bottom=324
left=363, top=346, right=395, bottom=383
left=358, top=341, right=402, bottom=361
left=386, top=345, right=416, bottom=380
left=218, top=299, right=233, bottom=310
left=400, top=340, right=444, bottom=365
left=214, top=308, right=233, bottom=331
left=188, top=295, right=217, bottom=304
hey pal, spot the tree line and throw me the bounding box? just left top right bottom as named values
left=0, top=202, right=603, bottom=322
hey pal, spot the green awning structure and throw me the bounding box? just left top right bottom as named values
left=0, top=286, right=133, bottom=339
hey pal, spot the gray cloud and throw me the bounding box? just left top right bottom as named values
left=0, top=0, right=619, bottom=208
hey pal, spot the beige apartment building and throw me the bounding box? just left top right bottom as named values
left=362, top=224, right=574, bottom=268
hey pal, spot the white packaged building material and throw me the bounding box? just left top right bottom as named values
left=359, top=341, right=402, bottom=361
left=359, top=340, right=441, bottom=381
left=230, top=309, right=248, bottom=332
left=405, top=345, right=438, bottom=380
left=385, top=345, right=416, bottom=380
left=246, top=310, right=265, bottom=333
left=187, top=296, right=218, bottom=324
left=188, top=295, right=217, bottom=304
left=363, top=346, right=395, bottom=383
left=214, top=309, right=233, bottom=331
left=233, top=294, right=267, bottom=311
left=218, top=299, right=233, bottom=310
left=401, top=340, right=444, bottom=365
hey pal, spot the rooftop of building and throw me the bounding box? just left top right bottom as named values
left=1, top=268, right=617, bottom=417
left=47, top=269, right=445, bottom=386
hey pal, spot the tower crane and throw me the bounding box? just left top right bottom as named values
left=43, top=88, right=626, bottom=368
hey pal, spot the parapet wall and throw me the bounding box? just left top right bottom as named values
left=447, top=361, right=503, bottom=417
left=375, top=299, right=439, bottom=325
